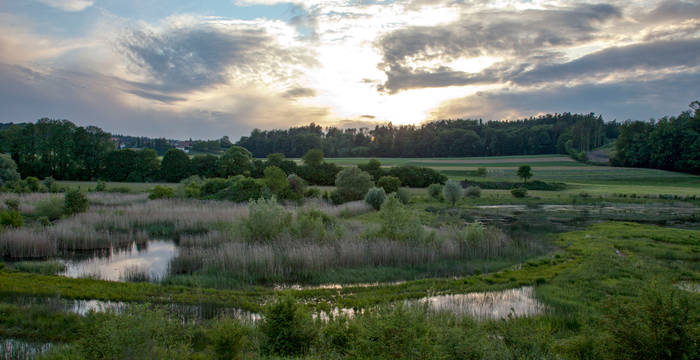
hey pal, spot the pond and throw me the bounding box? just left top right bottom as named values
left=59, top=240, right=177, bottom=281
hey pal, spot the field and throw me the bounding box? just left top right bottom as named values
left=1, top=154, right=699, bottom=359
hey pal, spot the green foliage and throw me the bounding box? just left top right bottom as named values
left=396, top=187, right=411, bottom=204
left=377, top=175, right=401, bottom=193
left=287, top=173, right=307, bottom=199
left=388, top=165, right=447, bottom=188
left=178, top=175, right=203, bottom=198
left=160, top=149, right=191, bottom=182
left=94, top=180, right=106, bottom=191
left=190, top=154, right=219, bottom=178
left=301, top=149, right=324, bottom=167
left=376, top=193, right=427, bottom=243
left=42, top=176, right=58, bottom=192
left=365, top=187, right=387, bottom=210
left=207, top=318, right=250, bottom=360
left=218, top=146, right=253, bottom=177
left=200, top=178, right=232, bottom=197
left=264, top=166, right=289, bottom=196
left=24, top=176, right=41, bottom=192
left=517, top=165, right=533, bottom=183
left=244, top=198, right=292, bottom=242
left=600, top=282, right=699, bottom=360
left=0, top=209, right=23, bottom=228
left=149, top=185, right=174, bottom=200
left=0, top=153, right=20, bottom=187
left=511, top=187, right=528, bottom=198
left=214, top=177, right=265, bottom=202
left=63, top=188, right=88, bottom=215
left=4, top=199, right=19, bottom=211
left=461, top=179, right=566, bottom=191
left=335, top=166, right=373, bottom=203
left=443, top=180, right=463, bottom=206
left=465, top=185, right=481, bottom=198
left=476, top=167, right=487, bottom=177
left=34, top=197, right=65, bottom=220
left=261, top=296, right=316, bottom=357
left=428, top=183, right=443, bottom=200
left=358, top=158, right=385, bottom=181
left=290, top=208, right=343, bottom=242
left=14, top=261, right=66, bottom=275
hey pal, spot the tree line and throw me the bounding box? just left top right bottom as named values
left=236, top=113, right=619, bottom=158
left=612, top=102, right=700, bottom=174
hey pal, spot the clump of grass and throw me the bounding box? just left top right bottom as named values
left=13, top=260, right=66, bottom=275
left=121, top=266, right=150, bottom=282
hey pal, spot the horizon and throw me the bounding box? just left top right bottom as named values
left=1, top=0, right=699, bottom=140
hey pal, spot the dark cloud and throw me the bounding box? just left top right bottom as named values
left=376, top=3, right=622, bottom=93
left=431, top=72, right=700, bottom=122
left=282, top=86, right=316, bottom=99
left=123, top=89, right=185, bottom=103
left=514, top=38, right=700, bottom=85
left=120, top=24, right=316, bottom=96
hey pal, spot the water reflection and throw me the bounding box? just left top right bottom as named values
left=418, top=286, right=544, bottom=320
left=60, top=240, right=177, bottom=281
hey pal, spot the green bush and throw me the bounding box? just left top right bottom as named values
left=396, top=187, right=411, bottom=204
left=94, top=180, right=107, bottom=192
left=443, top=180, right=463, bottom=207
left=0, top=210, right=23, bottom=228
left=304, top=187, right=321, bottom=198
left=329, top=190, right=345, bottom=205
left=377, top=176, right=401, bottom=194
left=287, top=173, right=307, bottom=198
left=149, top=185, right=174, bottom=200
left=24, top=176, right=41, bottom=192
left=34, top=197, right=64, bottom=220
left=290, top=209, right=342, bottom=242
left=214, top=177, right=266, bottom=202
left=428, top=183, right=443, bottom=200
left=264, top=166, right=290, bottom=196
left=244, top=198, right=291, bottom=242
left=365, top=187, right=387, bottom=210
left=465, top=185, right=481, bottom=198
left=387, top=166, right=447, bottom=187
left=261, top=296, right=316, bottom=357
left=14, top=260, right=66, bottom=275
left=64, top=189, right=88, bottom=215
left=476, top=167, right=487, bottom=177
left=4, top=199, right=19, bottom=212
left=511, top=187, right=528, bottom=198
left=376, top=194, right=427, bottom=243
left=0, top=153, right=20, bottom=187
left=43, top=177, right=59, bottom=193
left=335, top=166, right=373, bottom=203
left=207, top=318, right=250, bottom=360
left=201, top=178, right=232, bottom=197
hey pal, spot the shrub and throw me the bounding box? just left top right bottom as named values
left=304, top=187, right=321, bottom=198
left=201, top=178, right=232, bottom=197
left=34, top=197, right=64, bottom=220
left=465, top=185, right=481, bottom=198
left=365, top=187, right=387, bottom=210
left=149, top=185, right=174, bottom=200
left=377, top=194, right=426, bottom=243
left=208, top=319, right=250, bottom=360
left=24, top=176, right=41, bottom=192
left=95, top=180, right=107, bottom=192
left=290, top=209, right=342, bottom=242
left=396, top=187, right=411, bottom=204
left=476, top=167, right=487, bottom=177
left=511, top=187, right=528, bottom=198
left=388, top=166, right=447, bottom=187
left=287, top=174, right=307, bottom=200
left=358, top=158, right=386, bottom=181
left=428, top=183, right=443, bottom=200
left=0, top=153, right=20, bottom=187
left=244, top=198, right=292, bottom=241
left=443, top=180, right=463, bottom=207
left=42, top=177, right=58, bottom=192
left=0, top=210, right=22, bottom=228
left=335, top=166, right=373, bottom=203
left=377, top=176, right=401, bottom=194
left=261, top=296, right=316, bottom=357
left=64, top=189, right=88, bottom=215
left=14, top=260, right=65, bottom=275
left=214, top=177, right=265, bottom=202
left=329, top=190, right=345, bottom=205
left=264, top=166, right=290, bottom=196
left=4, top=199, right=19, bottom=212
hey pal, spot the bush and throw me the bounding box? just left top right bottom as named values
left=244, top=198, right=292, bottom=242
left=376, top=194, right=427, bottom=243
left=388, top=166, right=447, bottom=187
left=24, top=176, right=41, bottom=192
left=329, top=190, right=345, bottom=205
left=43, top=177, right=59, bottom=193
left=476, top=167, right=487, bottom=177
left=377, top=176, right=401, bottom=194
left=428, top=183, right=443, bottom=200
left=335, top=167, right=373, bottom=203
left=0, top=210, right=22, bottom=228
left=465, top=185, right=481, bottom=198
left=0, top=153, right=20, bottom=187
left=4, top=199, right=19, bottom=212
left=443, top=180, right=463, bottom=206
left=261, top=296, right=316, bottom=357
left=460, top=179, right=566, bottom=191
left=396, top=187, right=411, bottom=204
left=511, top=187, right=528, bottom=198
left=287, top=174, right=307, bottom=200
left=149, top=185, right=174, bottom=200
left=95, top=180, right=107, bottom=192
left=365, top=187, right=387, bottom=210
left=358, top=158, right=386, bottom=181
left=200, top=178, right=232, bottom=197
left=264, top=166, right=290, bottom=196
left=64, top=189, right=88, bottom=215
left=304, top=187, right=321, bottom=198
left=14, top=260, right=65, bottom=275
left=290, top=209, right=342, bottom=242
left=208, top=319, right=250, bottom=360
left=214, top=177, right=265, bottom=202
left=34, top=197, right=65, bottom=220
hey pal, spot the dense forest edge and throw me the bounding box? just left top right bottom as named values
left=0, top=102, right=698, bottom=184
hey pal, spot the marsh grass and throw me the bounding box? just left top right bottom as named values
left=13, top=261, right=66, bottom=275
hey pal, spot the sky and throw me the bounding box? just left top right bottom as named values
left=1, top=0, right=699, bottom=140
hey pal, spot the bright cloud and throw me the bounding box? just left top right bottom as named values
left=37, top=0, right=94, bottom=12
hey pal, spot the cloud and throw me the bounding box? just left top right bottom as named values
left=430, top=72, right=700, bottom=122
left=120, top=22, right=317, bottom=96
left=376, top=3, right=622, bottom=93
left=282, top=86, right=317, bottom=98
left=37, top=0, right=94, bottom=12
